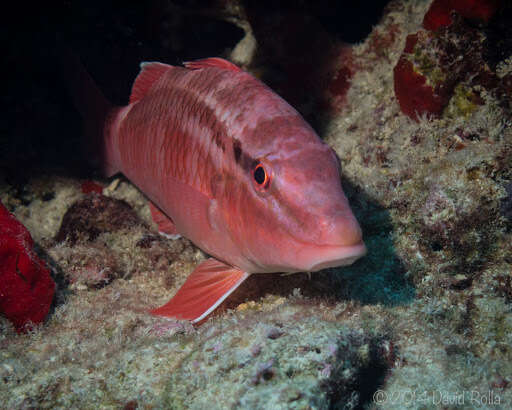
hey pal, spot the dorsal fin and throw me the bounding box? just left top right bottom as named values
left=183, top=57, right=243, bottom=72
left=130, top=62, right=172, bottom=103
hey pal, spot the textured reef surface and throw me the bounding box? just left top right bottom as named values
left=1, top=0, right=511, bottom=408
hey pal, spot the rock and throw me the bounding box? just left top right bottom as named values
left=55, top=194, right=145, bottom=245
left=49, top=244, right=119, bottom=289
left=160, top=307, right=390, bottom=409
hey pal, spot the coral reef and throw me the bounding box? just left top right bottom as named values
left=162, top=303, right=391, bottom=409
left=0, top=0, right=511, bottom=408
left=394, top=0, right=507, bottom=121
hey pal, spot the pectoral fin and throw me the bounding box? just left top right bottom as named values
left=150, top=258, right=249, bottom=323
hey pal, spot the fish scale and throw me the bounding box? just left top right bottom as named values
left=162, top=85, right=221, bottom=193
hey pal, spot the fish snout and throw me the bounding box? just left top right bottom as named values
left=318, top=212, right=364, bottom=247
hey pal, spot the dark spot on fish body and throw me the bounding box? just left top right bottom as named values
left=233, top=139, right=242, bottom=163
left=211, top=125, right=225, bottom=151
left=232, top=138, right=258, bottom=173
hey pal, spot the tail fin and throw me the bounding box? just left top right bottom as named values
left=60, top=47, right=120, bottom=177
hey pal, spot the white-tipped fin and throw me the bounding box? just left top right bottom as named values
left=150, top=258, right=249, bottom=323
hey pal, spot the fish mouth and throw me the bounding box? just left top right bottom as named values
left=305, top=241, right=367, bottom=272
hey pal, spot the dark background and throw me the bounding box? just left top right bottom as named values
left=1, top=0, right=390, bottom=180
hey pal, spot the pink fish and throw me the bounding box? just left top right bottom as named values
left=71, top=56, right=366, bottom=322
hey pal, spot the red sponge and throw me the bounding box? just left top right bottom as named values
left=393, top=33, right=450, bottom=121
left=393, top=57, right=446, bottom=121
left=0, top=202, right=55, bottom=332
left=423, top=0, right=500, bottom=31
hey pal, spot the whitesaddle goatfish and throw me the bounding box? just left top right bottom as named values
left=70, top=56, right=366, bottom=323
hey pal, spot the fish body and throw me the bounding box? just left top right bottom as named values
left=76, top=57, right=366, bottom=322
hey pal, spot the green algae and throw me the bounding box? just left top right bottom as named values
left=411, top=43, right=446, bottom=87
left=444, top=83, right=480, bottom=119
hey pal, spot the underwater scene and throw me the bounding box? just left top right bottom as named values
left=1, top=0, right=511, bottom=408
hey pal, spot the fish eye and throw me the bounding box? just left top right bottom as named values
left=252, top=162, right=271, bottom=190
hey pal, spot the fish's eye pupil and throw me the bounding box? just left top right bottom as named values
left=254, top=164, right=266, bottom=185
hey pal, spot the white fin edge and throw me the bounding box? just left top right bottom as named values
left=159, top=231, right=182, bottom=240
left=191, top=272, right=249, bottom=323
